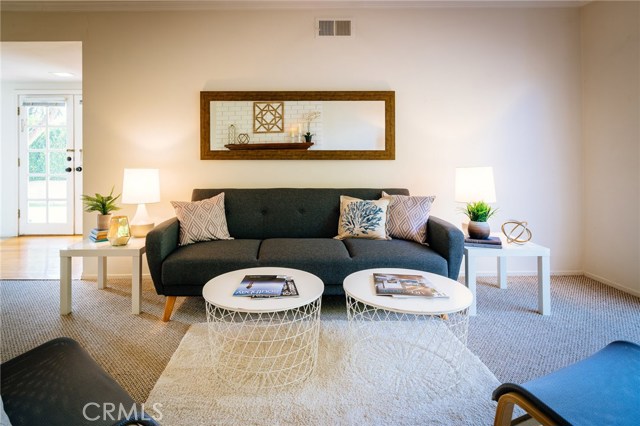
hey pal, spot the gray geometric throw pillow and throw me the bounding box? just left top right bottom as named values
left=171, top=193, right=233, bottom=246
left=382, top=191, right=435, bottom=244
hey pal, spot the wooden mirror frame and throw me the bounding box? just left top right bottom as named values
left=200, top=91, right=395, bottom=160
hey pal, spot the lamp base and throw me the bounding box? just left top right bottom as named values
left=130, top=223, right=154, bottom=238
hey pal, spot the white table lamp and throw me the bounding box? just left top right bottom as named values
left=455, top=166, right=496, bottom=203
left=122, top=168, right=160, bottom=238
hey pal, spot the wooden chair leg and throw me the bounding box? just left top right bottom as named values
left=162, top=296, right=177, bottom=322
left=494, top=395, right=516, bottom=426
left=494, top=393, right=557, bottom=426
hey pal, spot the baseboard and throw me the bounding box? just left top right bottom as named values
left=584, top=272, right=640, bottom=298
left=80, top=273, right=152, bottom=280
left=458, top=270, right=583, bottom=278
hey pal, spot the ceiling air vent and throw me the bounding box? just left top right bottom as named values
left=316, top=19, right=353, bottom=37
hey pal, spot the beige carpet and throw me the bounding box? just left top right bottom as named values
left=1, top=274, right=639, bottom=406
left=146, top=321, right=500, bottom=426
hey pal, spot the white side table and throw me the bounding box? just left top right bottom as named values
left=464, top=237, right=551, bottom=316
left=203, top=267, right=324, bottom=389
left=59, top=238, right=146, bottom=315
left=343, top=268, right=473, bottom=393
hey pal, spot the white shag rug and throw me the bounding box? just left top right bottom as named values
left=146, top=321, right=499, bottom=425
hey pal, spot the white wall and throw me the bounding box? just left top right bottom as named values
left=581, top=1, right=640, bottom=296
left=1, top=6, right=584, bottom=278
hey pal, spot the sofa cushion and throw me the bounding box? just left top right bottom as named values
left=343, top=239, right=449, bottom=277
left=335, top=196, right=390, bottom=240
left=382, top=191, right=435, bottom=244
left=171, top=193, right=232, bottom=245
left=162, top=239, right=261, bottom=290
left=258, top=238, right=354, bottom=285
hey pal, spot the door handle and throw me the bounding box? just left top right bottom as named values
left=75, top=166, right=82, bottom=172
left=65, top=167, right=72, bottom=173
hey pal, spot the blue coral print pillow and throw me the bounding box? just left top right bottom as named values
left=334, top=195, right=390, bottom=240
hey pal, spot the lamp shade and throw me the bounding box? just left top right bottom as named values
left=455, top=167, right=496, bottom=203
left=122, top=169, right=160, bottom=205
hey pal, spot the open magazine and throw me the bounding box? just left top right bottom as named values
left=373, top=273, right=448, bottom=298
left=233, top=275, right=299, bottom=298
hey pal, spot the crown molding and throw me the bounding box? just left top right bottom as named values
left=0, top=0, right=592, bottom=12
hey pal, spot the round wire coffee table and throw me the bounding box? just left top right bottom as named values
left=344, top=268, right=473, bottom=396
left=203, top=267, right=324, bottom=389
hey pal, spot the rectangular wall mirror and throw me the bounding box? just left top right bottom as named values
left=200, top=91, right=395, bottom=160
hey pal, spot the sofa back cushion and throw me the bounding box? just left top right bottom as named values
left=191, top=188, right=409, bottom=239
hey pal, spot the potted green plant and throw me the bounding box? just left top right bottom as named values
left=304, top=132, right=314, bottom=143
left=82, top=187, right=121, bottom=230
left=460, top=201, right=498, bottom=239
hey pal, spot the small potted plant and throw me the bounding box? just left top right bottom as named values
left=460, top=201, right=498, bottom=239
left=304, top=131, right=314, bottom=142
left=303, top=111, right=320, bottom=143
left=82, top=187, right=121, bottom=230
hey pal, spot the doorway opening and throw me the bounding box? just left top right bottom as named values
left=1, top=41, right=83, bottom=236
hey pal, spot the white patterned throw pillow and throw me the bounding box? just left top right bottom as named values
left=382, top=191, right=435, bottom=244
left=334, top=195, right=390, bottom=240
left=171, top=193, right=233, bottom=246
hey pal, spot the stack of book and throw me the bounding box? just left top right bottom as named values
left=89, top=228, right=108, bottom=242
left=373, top=273, right=448, bottom=298
left=464, top=236, right=502, bottom=249
left=233, top=275, right=299, bottom=299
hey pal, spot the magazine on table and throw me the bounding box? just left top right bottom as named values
left=232, top=275, right=299, bottom=298
left=373, top=273, right=448, bottom=299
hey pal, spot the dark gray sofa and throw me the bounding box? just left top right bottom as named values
left=146, top=188, right=464, bottom=321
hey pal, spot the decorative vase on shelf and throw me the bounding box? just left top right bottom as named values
left=468, top=221, right=490, bottom=239
left=97, top=214, right=112, bottom=230
left=107, top=216, right=131, bottom=246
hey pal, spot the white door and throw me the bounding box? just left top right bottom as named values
left=18, top=94, right=83, bottom=235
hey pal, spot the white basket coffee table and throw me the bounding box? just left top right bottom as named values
left=203, top=267, right=324, bottom=389
left=344, top=268, right=473, bottom=396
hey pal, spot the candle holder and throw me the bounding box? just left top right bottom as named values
left=107, top=215, right=131, bottom=246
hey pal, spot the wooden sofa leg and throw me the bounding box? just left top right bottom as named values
left=162, top=296, right=177, bottom=322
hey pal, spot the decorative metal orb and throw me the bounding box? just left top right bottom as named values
left=237, top=133, right=250, bottom=144
left=501, top=220, right=532, bottom=244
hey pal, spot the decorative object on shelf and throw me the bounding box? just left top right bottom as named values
left=227, top=124, right=236, bottom=145
left=289, top=124, right=302, bottom=142
left=237, top=133, right=250, bottom=144
left=107, top=215, right=131, bottom=246
left=253, top=102, right=284, bottom=133
left=81, top=187, right=121, bottom=230
left=224, top=142, right=313, bottom=151
left=303, top=111, right=321, bottom=132
left=455, top=167, right=498, bottom=240
left=501, top=220, right=532, bottom=244
left=122, top=169, right=160, bottom=238
left=304, top=132, right=314, bottom=142
left=303, top=111, right=320, bottom=143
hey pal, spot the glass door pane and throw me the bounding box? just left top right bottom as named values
left=19, top=96, right=75, bottom=234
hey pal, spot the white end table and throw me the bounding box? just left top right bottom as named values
left=464, top=237, right=551, bottom=316
left=59, top=238, right=146, bottom=315
left=203, top=267, right=324, bottom=389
